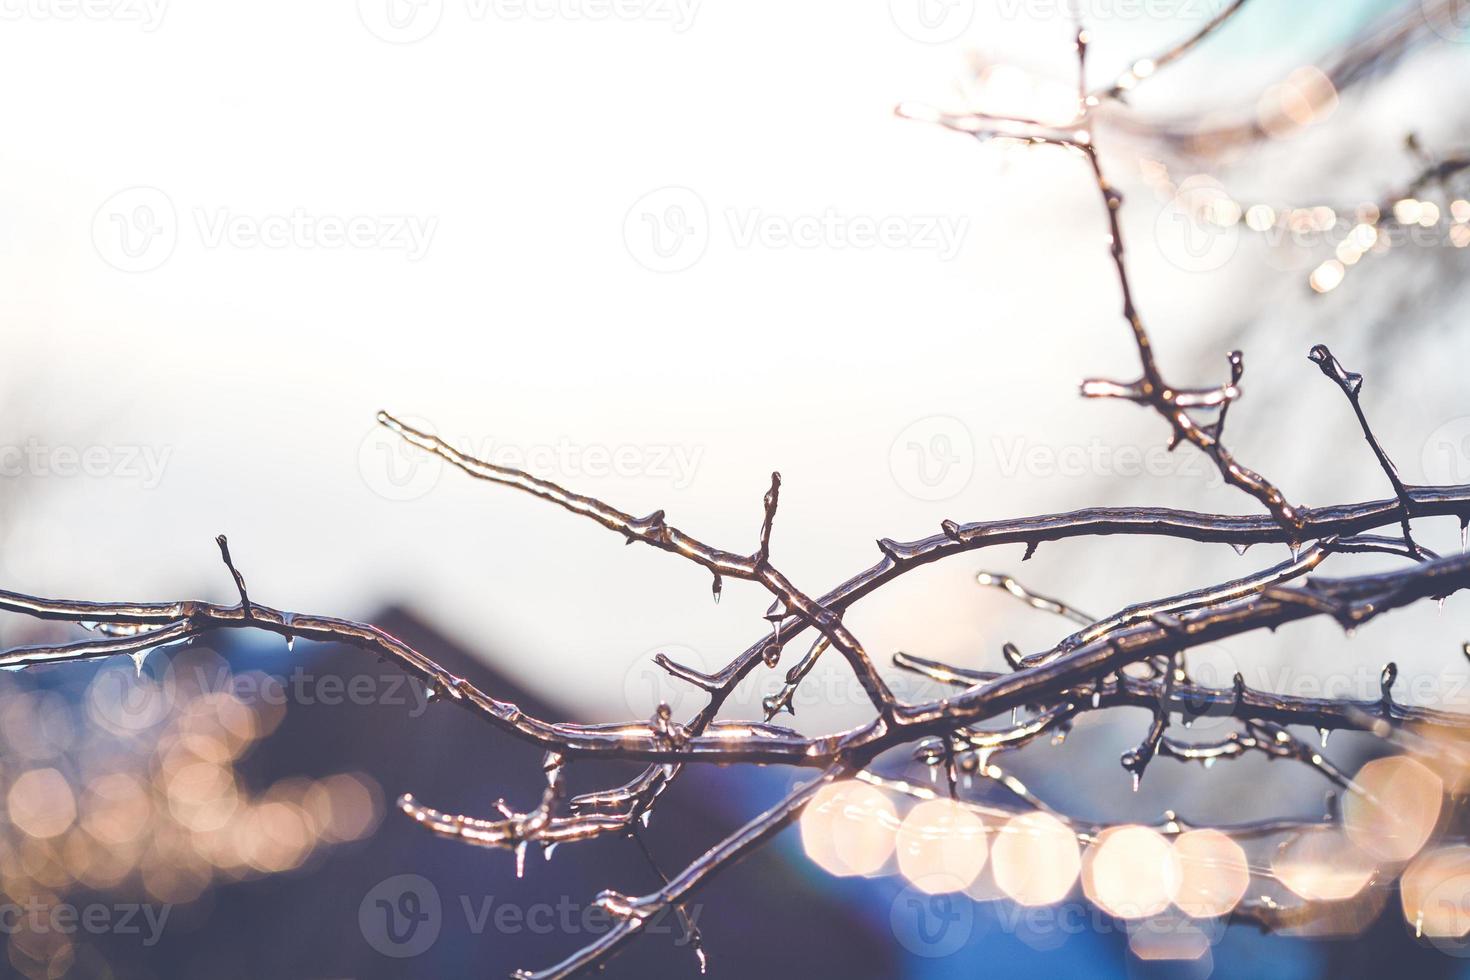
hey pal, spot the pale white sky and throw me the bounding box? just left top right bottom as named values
left=2, top=0, right=1468, bottom=817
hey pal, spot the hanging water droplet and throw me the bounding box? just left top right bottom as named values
left=1091, top=689, right=1101, bottom=708
left=1202, top=757, right=1216, bottom=770
left=544, top=843, right=558, bottom=862
left=426, top=685, right=438, bottom=702
left=1319, top=728, right=1331, bottom=748
left=1231, top=542, right=1250, bottom=557
left=1381, top=662, right=1398, bottom=691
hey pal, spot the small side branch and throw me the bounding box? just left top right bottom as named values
left=1309, top=344, right=1422, bottom=559
left=215, top=534, right=253, bottom=618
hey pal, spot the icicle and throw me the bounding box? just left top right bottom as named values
left=1461, top=517, right=1468, bottom=555
left=1319, top=728, right=1331, bottom=749
left=544, top=843, right=558, bottom=862
left=1091, top=689, right=1101, bottom=708
left=1231, top=542, right=1250, bottom=557
left=695, top=947, right=709, bottom=974
left=514, top=842, right=527, bottom=878
left=1416, top=910, right=1424, bottom=939
left=1131, top=772, right=1141, bottom=792
left=711, top=573, right=723, bottom=604
left=129, top=649, right=149, bottom=678
left=640, top=810, right=652, bottom=829
left=1011, top=706, right=1019, bottom=726
left=285, top=634, right=295, bottom=653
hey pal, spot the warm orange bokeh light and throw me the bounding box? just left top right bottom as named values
left=1128, top=919, right=1212, bottom=962
left=1343, top=755, right=1443, bottom=863
left=1083, top=825, right=1180, bottom=919
left=895, top=798, right=988, bottom=894
left=7, top=768, right=77, bottom=840
left=991, top=811, right=1080, bottom=906
left=800, top=780, right=897, bottom=877
left=1171, top=829, right=1250, bottom=918
left=1402, top=845, right=1470, bottom=938
left=1273, top=828, right=1377, bottom=902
